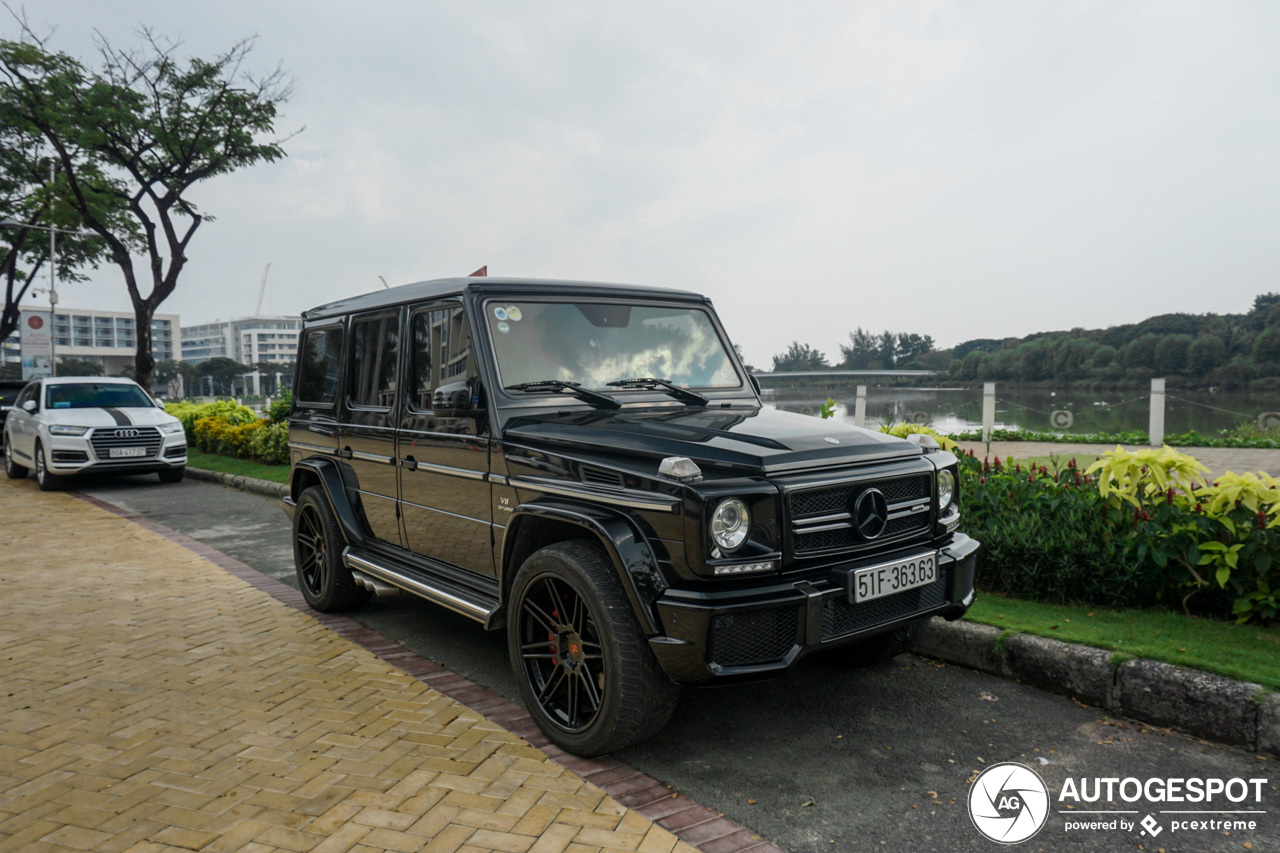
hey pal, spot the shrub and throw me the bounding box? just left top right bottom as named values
left=879, top=421, right=958, bottom=451
left=267, top=390, right=293, bottom=424
left=166, top=399, right=258, bottom=441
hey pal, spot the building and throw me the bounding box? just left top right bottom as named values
left=180, top=315, right=301, bottom=395
left=0, top=307, right=179, bottom=375
left=180, top=316, right=301, bottom=366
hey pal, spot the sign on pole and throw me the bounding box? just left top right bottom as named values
left=20, top=311, right=52, bottom=380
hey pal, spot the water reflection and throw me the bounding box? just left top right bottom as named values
left=763, top=386, right=1280, bottom=436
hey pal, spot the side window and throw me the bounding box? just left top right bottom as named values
left=15, top=384, right=35, bottom=410
left=410, top=305, right=476, bottom=411
left=297, top=327, right=343, bottom=405
left=348, top=313, right=400, bottom=409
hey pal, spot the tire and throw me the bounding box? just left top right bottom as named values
left=158, top=467, right=185, bottom=484
left=34, top=441, right=63, bottom=491
left=4, top=437, right=26, bottom=480
left=508, top=540, right=680, bottom=756
left=838, top=618, right=926, bottom=666
left=293, top=486, right=370, bottom=612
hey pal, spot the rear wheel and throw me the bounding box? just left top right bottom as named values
left=34, top=441, right=63, bottom=491
left=158, top=467, right=185, bottom=484
left=4, top=438, right=26, bottom=480
left=293, top=486, right=370, bottom=612
left=508, top=540, right=679, bottom=756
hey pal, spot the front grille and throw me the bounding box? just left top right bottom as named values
left=90, top=426, right=163, bottom=462
left=707, top=606, right=799, bottom=667
left=51, top=449, right=89, bottom=464
left=821, top=573, right=948, bottom=641
left=790, top=474, right=933, bottom=555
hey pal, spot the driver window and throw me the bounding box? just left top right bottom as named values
left=409, top=304, right=478, bottom=431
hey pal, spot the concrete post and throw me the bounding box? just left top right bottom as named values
left=1149, top=378, right=1165, bottom=447
left=982, top=383, right=996, bottom=443
left=854, top=385, right=867, bottom=427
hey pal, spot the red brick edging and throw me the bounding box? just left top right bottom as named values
left=71, top=491, right=785, bottom=853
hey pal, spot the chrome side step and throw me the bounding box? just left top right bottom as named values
left=342, top=547, right=498, bottom=623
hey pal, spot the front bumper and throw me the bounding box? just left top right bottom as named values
left=43, top=429, right=187, bottom=476
left=649, top=533, right=980, bottom=684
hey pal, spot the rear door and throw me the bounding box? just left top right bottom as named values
left=290, top=324, right=344, bottom=462
left=341, top=310, right=403, bottom=546
left=397, top=302, right=494, bottom=576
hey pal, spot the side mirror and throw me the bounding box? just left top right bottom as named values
left=431, top=379, right=485, bottom=418
left=22, top=400, right=37, bottom=413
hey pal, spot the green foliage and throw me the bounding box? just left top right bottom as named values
left=839, top=328, right=934, bottom=369
left=164, top=399, right=257, bottom=441
left=268, top=390, right=293, bottom=423
left=819, top=397, right=836, bottom=419
left=963, top=446, right=1280, bottom=623
left=879, top=421, right=958, bottom=451
left=771, top=340, right=828, bottom=372
left=949, top=423, right=1280, bottom=449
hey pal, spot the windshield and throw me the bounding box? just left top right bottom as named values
left=45, top=383, right=153, bottom=409
left=486, top=300, right=741, bottom=391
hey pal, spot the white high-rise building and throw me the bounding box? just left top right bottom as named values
left=180, top=315, right=301, bottom=394
left=0, top=307, right=179, bottom=374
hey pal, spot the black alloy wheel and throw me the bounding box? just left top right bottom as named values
left=508, top=540, right=680, bottom=756
left=518, top=573, right=607, bottom=733
left=292, top=486, right=369, bottom=612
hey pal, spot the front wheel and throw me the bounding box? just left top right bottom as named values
left=4, top=438, right=26, bottom=480
left=34, top=442, right=63, bottom=491
left=293, top=486, right=370, bottom=612
left=158, top=467, right=185, bottom=484
left=508, top=540, right=679, bottom=756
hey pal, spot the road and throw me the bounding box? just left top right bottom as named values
left=78, top=474, right=1276, bottom=852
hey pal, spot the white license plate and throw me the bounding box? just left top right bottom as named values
left=853, top=552, right=938, bottom=603
left=109, top=447, right=147, bottom=458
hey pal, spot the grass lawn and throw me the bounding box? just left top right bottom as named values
left=966, top=592, right=1280, bottom=690
left=186, top=450, right=289, bottom=484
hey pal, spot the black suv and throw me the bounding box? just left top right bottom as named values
left=284, top=277, right=979, bottom=755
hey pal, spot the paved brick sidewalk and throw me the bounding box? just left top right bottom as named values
left=0, top=479, right=719, bottom=853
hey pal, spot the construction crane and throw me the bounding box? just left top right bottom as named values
left=254, top=263, right=272, bottom=315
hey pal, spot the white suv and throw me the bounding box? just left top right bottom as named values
left=3, top=376, right=187, bottom=490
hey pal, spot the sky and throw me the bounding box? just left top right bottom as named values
left=8, top=1, right=1280, bottom=368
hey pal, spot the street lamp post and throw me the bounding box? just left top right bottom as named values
left=0, top=167, right=94, bottom=377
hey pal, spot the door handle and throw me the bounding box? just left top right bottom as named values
left=399, top=456, right=417, bottom=471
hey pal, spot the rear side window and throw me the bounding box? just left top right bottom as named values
left=348, top=314, right=400, bottom=408
left=297, top=327, right=343, bottom=405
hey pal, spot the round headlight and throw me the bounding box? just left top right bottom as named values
left=711, top=498, right=751, bottom=552
left=938, top=469, right=956, bottom=510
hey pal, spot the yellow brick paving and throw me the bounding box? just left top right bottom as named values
left=0, top=479, right=698, bottom=853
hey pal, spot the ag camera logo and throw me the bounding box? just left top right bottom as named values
left=968, top=762, right=1050, bottom=844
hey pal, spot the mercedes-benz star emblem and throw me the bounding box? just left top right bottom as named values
left=853, top=488, right=888, bottom=539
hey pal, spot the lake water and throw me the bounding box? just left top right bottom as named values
left=763, top=385, right=1280, bottom=436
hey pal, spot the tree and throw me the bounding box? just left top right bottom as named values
left=56, top=357, right=102, bottom=376
left=771, top=341, right=828, bottom=372
left=1253, top=328, right=1280, bottom=365
left=198, top=356, right=249, bottom=395
left=1186, top=335, right=1226, bottom=375
left=1121, top=334, right=1161, bottom=370
left=0, top=119, right=123, bottom=344
left=0, top=26, right=294, bottom=390
left=839, top=327, right=879, bottom=369
left=1154, top=334, right=1193, bottom=375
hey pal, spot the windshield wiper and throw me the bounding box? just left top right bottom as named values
left=607, top=378, right=708, bottom=406
left=505, top=380, right=621, bottom=409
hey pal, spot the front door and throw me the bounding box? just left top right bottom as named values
left=397, top=303, right=494, bottom=576
left=341, top=310, right=402, bottom=546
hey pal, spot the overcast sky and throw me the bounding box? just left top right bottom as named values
left=11, top=1, right=1280, bottom=367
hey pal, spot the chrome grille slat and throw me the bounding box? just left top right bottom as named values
left=90, top=426, right=162, bottom=460
left=789, top=473, right=932, bottom=556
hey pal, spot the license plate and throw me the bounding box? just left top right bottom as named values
left=109, top=447, right=147, bottom=458
left=852, top=552, right=938, bottom=603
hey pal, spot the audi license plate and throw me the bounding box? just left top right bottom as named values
left=109, top=447, right=146, bottom=458
left=851, top=552, right=938, bottom=603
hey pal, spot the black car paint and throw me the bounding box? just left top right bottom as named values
left=286, top=277, right=978, bottom=685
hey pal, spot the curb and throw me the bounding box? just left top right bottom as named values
left=71, top=490, right=783, bottom=853
left=910, top=617, right=1278, bottom=755
left=186, top=465, right=289, bottom=499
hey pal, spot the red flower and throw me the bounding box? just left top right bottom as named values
left=1068, top=458, right=1077, bottom=469
left=994, top=455, right=1002, bottom=468
left=1167, top=487, right=1174, bottom=506
left=979, top=476, right=986, bottom=485
left=1140, top=510, right=1150, bottom=522
left=1074, top=471, right=1081, bottom=486
left=1027, top=474, right=1034, bottom=483
left=1015, top=463, right=1022, bottom=474
left=1258, top=510, right=1268, bottom=529
left=1194, top=502, right=1202, bottom=514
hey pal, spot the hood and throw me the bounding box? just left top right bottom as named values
left=503, top=405, right=921, bottom=475
left=48, top=407, right=180, bottom=429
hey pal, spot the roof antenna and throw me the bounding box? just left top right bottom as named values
left=378, top=275, right=389, bottom=289
left=469, top=266, right=488, bottom=277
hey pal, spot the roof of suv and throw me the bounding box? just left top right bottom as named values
left=302, top=276, right=709, bottom=321
left=39, top=376, right=140, bottom=386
